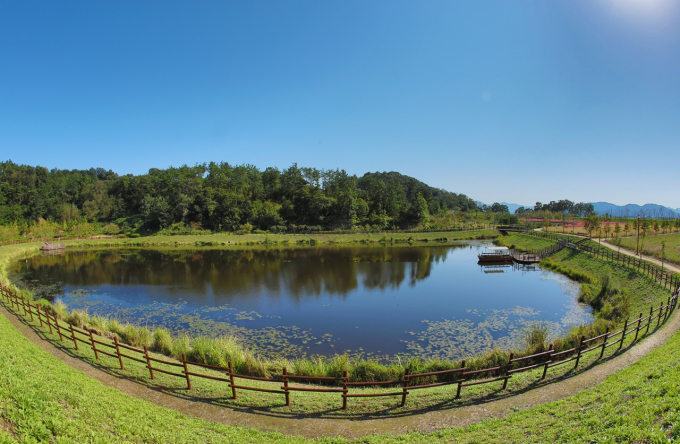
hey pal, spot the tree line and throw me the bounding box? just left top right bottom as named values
left=0, top=161, right=478, bottom=236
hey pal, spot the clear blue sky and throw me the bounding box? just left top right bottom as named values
left=1, top=1, right=679, bottom=208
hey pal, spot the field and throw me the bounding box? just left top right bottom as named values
left=617, top=232, right=680, bottom=266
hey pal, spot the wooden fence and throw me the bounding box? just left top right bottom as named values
left=576, top=243, right=680, bottom=293
left=520, top=230, right=680, bottom=292
left=0, top=283, right=677, bottom=410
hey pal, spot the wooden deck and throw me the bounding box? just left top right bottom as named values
left=511, top=252, right=541, bottom=264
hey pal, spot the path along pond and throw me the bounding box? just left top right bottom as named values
left=11, top=242, right=593, bottom=362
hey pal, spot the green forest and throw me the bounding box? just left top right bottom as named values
left=0, top=161, right=480, bottom=238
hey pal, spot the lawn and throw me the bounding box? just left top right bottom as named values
left=617, top=232, right=680, bottom=266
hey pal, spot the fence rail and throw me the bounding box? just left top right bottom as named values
left=515, top=231, right=680, bottom=293
left=575, top=242, right=680, bottom=292
left=0, top=281, right=677, bottom=411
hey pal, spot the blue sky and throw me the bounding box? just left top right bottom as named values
left=1, top=1, right=679, bottom=208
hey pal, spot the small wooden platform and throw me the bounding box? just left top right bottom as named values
left=512, top=253, right=541, bottom=264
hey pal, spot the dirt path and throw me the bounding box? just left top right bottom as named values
left=596, top=239, right=680, bottom=274
left=2, top=302, right=679, bottom=439
left=533, top=229, right=680, bottom=274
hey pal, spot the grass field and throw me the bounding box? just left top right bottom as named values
left=1, top=295, right=680, bottom=442
left=617, top=232, right=680, bottom=266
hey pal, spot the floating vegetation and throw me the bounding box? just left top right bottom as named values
left=403, top=306, right=576, bottom=361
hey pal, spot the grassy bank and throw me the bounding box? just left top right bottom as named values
left=54, top=228, right=499, bottom=249
left=1, top=293, right=680, bottom=442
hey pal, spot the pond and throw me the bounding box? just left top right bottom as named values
left=11, top=242, right=593, bottom=361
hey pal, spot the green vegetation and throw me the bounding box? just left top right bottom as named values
left=0, top=161, right=481, bottom=236
left=2, top=288, right=680, bottom=441
left=495, top=232, right=560, bottom=251
left=618, top=232, right=680, bottom=266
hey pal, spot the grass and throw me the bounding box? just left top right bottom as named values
left=617, top=232, right=680, bottom=266
left=495, top=232, right=561, bottom=252
left=1, top=292, right=680, bottom=442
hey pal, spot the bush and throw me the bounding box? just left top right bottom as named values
left=102, top=223, right=121, bottom=235
left=522, top=321, right=549, bottom=353
left=152, top=328, right=173, bottom=355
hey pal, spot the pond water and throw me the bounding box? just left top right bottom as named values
left=12, top=242, right=593, bottom=361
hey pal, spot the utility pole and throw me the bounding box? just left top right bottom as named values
left=636, top=215, right=641, bottom=256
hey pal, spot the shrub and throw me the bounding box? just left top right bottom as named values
left=152, top=328, right=173, bottom=355
left=102, top=223, right=121, bottom=235
left=522, top=321, right=549, bottom=353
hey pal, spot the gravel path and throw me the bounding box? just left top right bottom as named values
left=2, top=301, right=679, bottom=439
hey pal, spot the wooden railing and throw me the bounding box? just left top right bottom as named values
left=0, top=283, right=677, bottom=410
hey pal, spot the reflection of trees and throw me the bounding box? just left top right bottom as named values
left=17, top=245, right=464, bottom=304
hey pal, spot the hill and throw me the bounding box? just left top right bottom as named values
left=591, top=202, right=679, bottom=218
left=0, top=161, right=478, bottom=232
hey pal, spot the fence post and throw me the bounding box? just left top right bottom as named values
left=618, top=319, right=628, bottom=350
left=656, top=301, right=663, bottom=328
left=70, top=323, right=79, bottom=351
left=541, top=344, right=553, bottom=380
left=342, top=369, right=348, bottom=410
left=599, top=331, right=609, bottom=359
left=663, top=297, right=671, bottom=322
left=282, top=367, right=290, bottom=406
left=36, top=304, right=44, bottom=328
left=88, top=329, right=100, bottom=360
left=646, top=306, right=653, bottom=335
left=574, top=336, right=585, bottom=369
left=456, top=359, right=466, bottom=399
left=54, top=314, right=64, bottom=342
left=20, top=297, right=28, bottom=316
left=114, top=336, right=124, bottom=370
left=144, top=345, right=154, bottom=379
left=634, top=313, right=642, bottom=341
left=401, top=367, right=411, bottom=407
left=26, top=301, right=34, bottom=322
left=182, top=353, right=191, bottom=389
left=228, top=361, right=237, bottom=399
left=502, top=352, right=514, bottom=390
left=45, top=308, right=53, bottom=334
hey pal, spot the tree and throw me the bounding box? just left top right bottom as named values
left=407, top=193, right=430, bottom=227
left=490, top=202, right=510, bottom=214
left=141, top=195, right=172, bottom=229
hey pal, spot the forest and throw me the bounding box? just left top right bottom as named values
left=0, top=161, right=479, bottom=237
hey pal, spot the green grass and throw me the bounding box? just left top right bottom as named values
left=546, top=247, right=672, bottom=320
left=618, top=232, right=680, bottom=266
left=2, top=294, right=680, bottom=442
left=495, top=232, right=560, bottom=251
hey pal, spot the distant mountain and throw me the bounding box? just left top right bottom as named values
left=590, top=202, right=679, bottom=218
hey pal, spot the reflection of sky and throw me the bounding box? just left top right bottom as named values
left=17, top=243, right=593, bottom=358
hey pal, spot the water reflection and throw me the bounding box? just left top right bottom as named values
left=12, top=243, right=593, bottom=359
left=16, top=246, right=460, bottom=301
